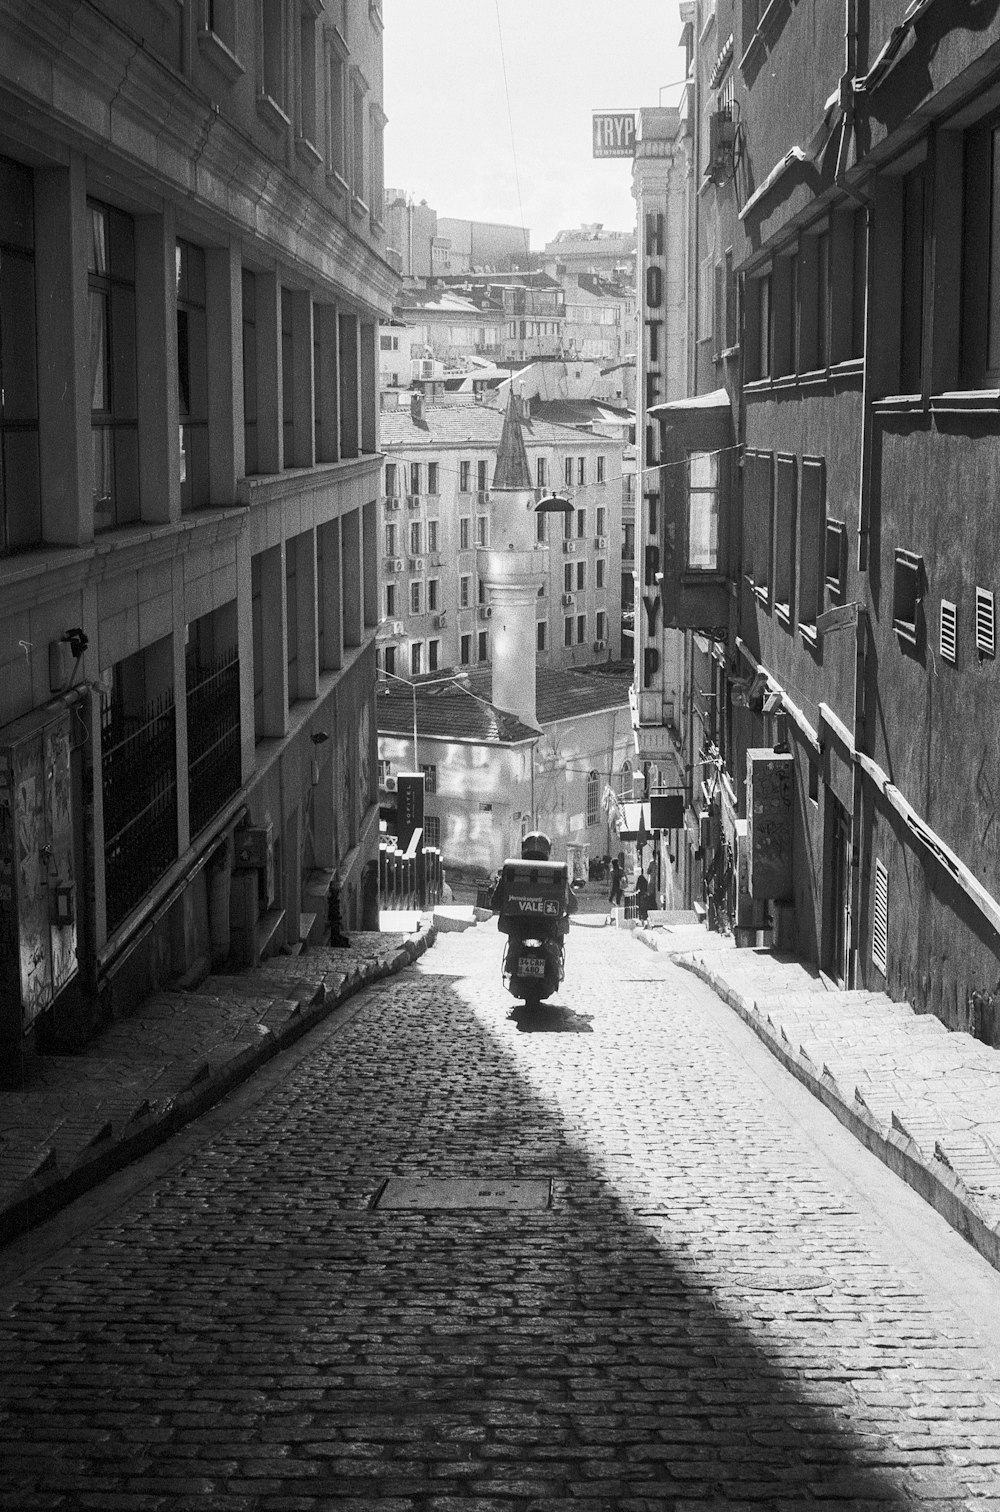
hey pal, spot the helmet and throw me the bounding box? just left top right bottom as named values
left=521, top=831, right=552, bottom=860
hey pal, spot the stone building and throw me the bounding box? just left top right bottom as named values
left=0, top=0, right=395, bottom=1056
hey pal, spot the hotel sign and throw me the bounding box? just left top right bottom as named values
left=592, top=113, right=636, bottom=158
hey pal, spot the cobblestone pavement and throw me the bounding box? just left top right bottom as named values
left=4, top=920, right=1000, bottom=1508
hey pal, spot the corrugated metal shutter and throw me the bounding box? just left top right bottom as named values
left=872, top=859, right=888, bottom=977
left=940, top=599, right=957, bottom=663
left=976, top=587, right=995, bottom=658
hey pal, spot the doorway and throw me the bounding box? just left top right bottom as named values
left=824, top=793, right=850, bottom=987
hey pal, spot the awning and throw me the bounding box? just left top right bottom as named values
left=648, top=388, right=731, bottom=419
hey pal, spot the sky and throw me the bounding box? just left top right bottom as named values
left=383, top=1, right=687, bottom=251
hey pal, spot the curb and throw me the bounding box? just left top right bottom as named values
left=0, top=924, right=437, bottom=1246
left=673, top=952, right=1000, bottom=1275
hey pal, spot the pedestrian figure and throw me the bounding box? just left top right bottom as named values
left=634, top=870, right=650, bottom=923
left=608, top=854, right=625, bottom=908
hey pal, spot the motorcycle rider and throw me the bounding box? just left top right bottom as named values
left=492, top=831, right=577, bottom=932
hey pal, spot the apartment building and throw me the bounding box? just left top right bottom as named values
left=637, top=0, right=1000, bottom=1036
left=378, top=395, right=623, bottom=681
left=0, top=0, right=395, bottom=1057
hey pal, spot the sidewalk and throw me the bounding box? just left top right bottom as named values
left=0, top=923, right=435, bottom=1245
left=638, top=917, right=1000, bottom=1273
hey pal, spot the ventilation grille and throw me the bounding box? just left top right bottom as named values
left=940, top=599, right=957, bottom=664
left=976, top=587, right=996, bottom=657
left=872, top=859, right=888, bottom=978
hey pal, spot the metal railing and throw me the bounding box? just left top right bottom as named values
left=102, top=690, right=177, bottom=932
left=186, top=648, right=241, bottom=839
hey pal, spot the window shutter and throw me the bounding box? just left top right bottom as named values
left=872, top=859, right=888, bottom=977
left=940, top=599, right=957, bottom=664
left=976, top=586, right=995, bottom=657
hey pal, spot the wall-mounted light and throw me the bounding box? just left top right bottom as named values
left=310, top=729, right=329, bottom=787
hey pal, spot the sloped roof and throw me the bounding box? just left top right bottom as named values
left=492, top=392, right=533, bottom=492
left=379, top=404, right=608, bottom=450
left=530, top=399, right=633, bottom=430
left=377, top=680, right=537, bottom=746
left=465, top=664, right=633, bottom=725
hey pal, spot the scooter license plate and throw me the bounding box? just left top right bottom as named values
left=518, top=956, right=546, bottom=977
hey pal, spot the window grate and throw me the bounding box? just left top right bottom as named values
left=940, top=599, right=957, bottom=663
left=872, top=859, right=888, bottom=977
left=976, top=586, right=995, bottom=657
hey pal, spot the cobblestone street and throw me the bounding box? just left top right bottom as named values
left=5, top=920, right=1000, bottom=1510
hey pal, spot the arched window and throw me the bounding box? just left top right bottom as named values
left=618, top=760, right=632, bottom=799
left=586, top=770, right=599, bottom=827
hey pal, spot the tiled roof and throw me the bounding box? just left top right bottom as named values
left=376, top=679, right=538, bottom=746
left=465, top=664, right=634, bottom=725
left=530, top=399, right=633, bottom=429
left=379, top=404, right=603, bottom=449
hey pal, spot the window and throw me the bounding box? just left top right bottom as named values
left=596, top=610, right=607, bottom=641
left=424, top=815, right=441, bottom=848
left=576, top=509, right=586, bottom=539
left=940, top=599, right=958, bottom=664
left=326, top=33, right=348, bottom=185
left=428, top=578, right=439, bottom=611
left=596, top=506, right=606, bottom=537
left=421, top=763, right=437, bottom=793
left=798, top=458, right=825, bottom=637
left=564, top=455, right=573, bottom=487
left=410, top=580, right=421, bottom=615
left=460, top=633, right=471, bottom=665
left=385, top=461, right=398, bottom=497
left=686, top=451, right=721, bottom=572
left=751, top=271, right=773, bottom=379
left=297, top=1, right=319, bottom=149
left=204, top=0, right=238, bottom=56
left=576, top=561, right=585, bottom=591
left=460, top=574, right=471, bottom=608
left=773, top=455, right=796, bottom=620
left=351, top=69, right=367, bottom=204
left=872, top=858, right=888, bottom=977
left=899, top=164, right=926, bottom=393
left=428, top=638, right=439, bottom=671
left=564, top=563, right=573, bottom=593
left=477, top=578, right=486, bottom=604
left=478, top=630, right=488, bottom=661
left=724, top=249, right=737, bottom=351
left=976, top=585, right=996, bottom=658
left=0, top=155, right=40, bottom=554
left=825, top=519, right=847, bottom=603
left=242, top=268, right=258, bottom=476
left=597, top=456, right=605, bottom=484
left=536, top=510, right=546, bottom=543
left=564, top=617, right=573, bottom=647
left=577, top=457, right=585, bottom=486
left=409, top=462, right=420, bottom=496
left=260, top=0, right=288, bottom=117
left=815, top=229, right=830, bottom=368
left=427, top=461, right=439, bottom=494
left=962, top=118, right=1000, bottom=386
left=476, top=515, right=488, bottom=547
left=369, top=104, right=385, bottom=224
left=563, top=507, right=573, bottom=540
left=385, top=582, right=396, bottom=617
left=586, top=771, right=599, bottom=827
left=850, top=208, right=867, bottom=360
left=460, top=516, right=470, bottom=550
left=384, top=643, right=396, bottom=676
left=892, top=549, right=924, bottom=646
left=577, top=614, right=586, bottom=644
left=537, top=621, right=547, bottom=651
left=410, top=641, right=422, bottom=676
left=409, top=520, right=421, bottom=556
left=477, top=459, right=489, bottom=497
left=459, top=460, right=471, bottom=492
left=537, top=456, right=547, bottom=489
left=597, top=558, right=606, bottom=589
left=88, top=199, right=138, bottom=531
left=618, top=760, right=632, bottom=799
left=427, top=519, right=438, bottom=552
left=385, top=521, right=396, bottom=557
left=177, top=240, right=208, bottom=512
left=377, top=758, right=391, bottom=786
left=745, top=450, right=773, bottom=599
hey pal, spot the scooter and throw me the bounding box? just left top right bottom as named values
left=502, top=929, right=564, bottom=1006
left=494, top=854, right=572, bottom=1007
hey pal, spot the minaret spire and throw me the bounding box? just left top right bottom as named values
left=493, top=389, right=533, bottom=492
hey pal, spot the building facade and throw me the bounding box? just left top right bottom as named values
left=0, top=0, right=394, bottom=1056
left=635, top=0, right=1000, bottom=1038
left=377, top=395, right=624, bottom=681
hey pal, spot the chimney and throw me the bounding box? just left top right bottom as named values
left=410, top=389, right=423, bottom=424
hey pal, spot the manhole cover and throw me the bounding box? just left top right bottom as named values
left=373, top=1176, right=553, bottom=1211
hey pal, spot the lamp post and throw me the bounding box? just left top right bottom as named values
left=376, top=668, right=475, bottom=770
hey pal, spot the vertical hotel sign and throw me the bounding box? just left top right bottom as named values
left=592, top=113, right=636, bottom=159
left=639, top=177, right=666, bottom=702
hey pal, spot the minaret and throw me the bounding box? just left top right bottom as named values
left=478, top=391, right=547, bottom=728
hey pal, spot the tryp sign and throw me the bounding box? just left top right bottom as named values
left=592, top=112, right=636, bottom=158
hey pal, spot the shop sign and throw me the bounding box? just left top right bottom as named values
left=746, top=749, right=793, bottom=900
left=592, top=113, right=636, bottom=158
left=396, top=771, right=425, bottom=851
left=638, top=200, right=666, bottom=697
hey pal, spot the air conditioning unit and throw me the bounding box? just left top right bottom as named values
left=393, top=558, right=404, bottom=573
left=408, top=557, right=422, bottom=570
left=477, top=491, right=490, bottom=506
left=435, top=612, right=447, bottom=629
left=383, top=495, right=400, bottom=511
left=478, top=604, right=492, bottom=620
left=385, top=775, right=397, bottom=792
left=563, top=540, right=576, bottom=554
left=595, top=536, right=607, bottom=550
left=430, top=553, right=443, bottom=566
left=561, top=592, right=575, bottom=606
left=593, top=639, right=606, bottom=652
left=406, top=495, right=420, bottom=510
left=707, top=108, right=736, bottom=184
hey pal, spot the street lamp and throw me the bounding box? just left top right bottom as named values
left=376, top=668, right=473, bottom=769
